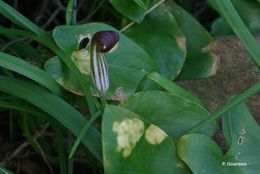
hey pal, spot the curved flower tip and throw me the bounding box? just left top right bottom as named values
left=92, top=30, right=119, bottom=53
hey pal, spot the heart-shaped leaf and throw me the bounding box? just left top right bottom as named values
left=103, top=105, right=190, bottom=174
left=125, top=5, right=186, bottom=80
left=177, top=103, right=260, bottom=174
left=49, top=23, right=158, bottom=100
left=120, top=91, right=218, bottom=140
left=44, top=55, right=87, bottom=95
left=168, top=2, right=219, bottom=79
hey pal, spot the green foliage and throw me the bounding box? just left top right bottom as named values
left=109, top=0, right=150, bottom=23
left=169, top=2, right=219, bottom=79
left=177, top=103, right=260, bottom=174
left=141, top=72, right=204, bottom=106
left=126, top=5, right=186, bottom=79
left=210, top=0, right=260, bottom=36
left=0, top=76, right=102, bottom=161
left=0, top=0, right=259, bottom=173
left=120, top=90, right=217, bottom=139
left=0, top=51, right=61, bottom=95
left=102, top=105, right=190, bottom=174
left=47, top=23, right=158, bottom=99
left=208, top=0, right=260, bottom=68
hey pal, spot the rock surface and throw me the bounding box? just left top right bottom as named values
left=177, top=36, right=260, bottom=123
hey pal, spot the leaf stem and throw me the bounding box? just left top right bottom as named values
left=188, top=82, right=260, bottom=133
left=66, top=0, right=77, bottom=25
left=120, top=0, right=166, bottom=32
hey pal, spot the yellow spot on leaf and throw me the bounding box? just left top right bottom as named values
left=72, top=49, right=91, bottom=75
left=145, top=124, right=167, bottom=145
left=176, top=36, right=186, bottom=54
left=113, top=118, right=144, bottom=157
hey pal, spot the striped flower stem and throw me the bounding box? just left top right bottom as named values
left=90, top=31, right=119, bottom=97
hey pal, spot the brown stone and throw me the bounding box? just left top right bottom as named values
left=177, top=36, right=260, bottom=123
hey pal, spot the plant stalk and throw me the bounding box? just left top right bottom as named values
left=188, top=82, right=260, bottom=133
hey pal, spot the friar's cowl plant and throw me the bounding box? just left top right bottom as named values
left=90, top=31, right=119, bottom=95
left=0, top=0, right=260, bottom=174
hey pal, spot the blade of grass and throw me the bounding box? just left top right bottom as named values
left=0, top=26, right=96, bottom=117
left=0, top=101, right=51, bottom=120
left=0, top=26, right=36, bottom=38
left=0, top=51, right=61, bottom=95
left=69, top=110, right=102, bottom=159
left=0, top=76, right=102, bottom=162
left=0, top=0, right=45, bottom=35
left=66, top=0, right=77, bottom=25
left=0, top=167, right=14, bottom=174
left=208, top=0, right=260, bottom=68
left=137, top=72, right=205, bottom=107
left=188, top=81, right=260, bottom=133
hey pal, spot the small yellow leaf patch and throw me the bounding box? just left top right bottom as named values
left=72, top=49, right=91, bottom=75
left=176, top=35, right=186, bottom=54
left=145, top=124, right=167, bottom=145
left=113, top=118, right=144, bottom=157
left=113, top=120, right=168, bottom=157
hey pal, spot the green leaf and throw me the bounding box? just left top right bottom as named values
left=109, top=0, right=150, bottom=23
left=10, top=40, right=40, bottom=59
left=133, top=0, right=149, bottom=10
left=50, top=23, right=158, bottom=100
left=177, top=134, right=225, bottom=174
left=120, top=91, right=218, bottom=140
left=45, top=56, right=85, bottom=95
left=126, top=5, right=186, bottom=80
left=0, top=101, right=49, bottom=120
left=103, top=105, right=190, bottom=174
left=211, top=0, right=260, bottom=36
left=177, top=103, right=260, bottom=174
left=145, top=72, right=204, bottom=106
left=211, top=17, right=233, bottom=36
left=0, top=0, right=44, bottom=35
left=222, top=103, right=260, bottom=171
left=2, top=36, right=40, bottom=59
left=0, top=76, right=102, bottom=162
left=207, top=0, right=260, bottom=68
left=168, top=2, right=219, bottom=79
left=0, top=51, right=61, bottom=95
